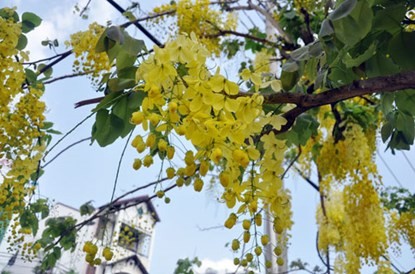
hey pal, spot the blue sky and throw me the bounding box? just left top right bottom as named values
left=1, top=0, right=414, bottom=273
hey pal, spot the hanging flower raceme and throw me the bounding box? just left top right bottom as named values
left=0, top=8, right=46, bottom=259
left=129, top=33, right=290, bottom=268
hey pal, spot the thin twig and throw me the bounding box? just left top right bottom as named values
left=293, top=166, right=320, bottom=192
left=110, top=131, right=134, bottom=202
left=381, top=255, right=404, bottom=274
left=227, top=1, right=292, bottom=43
left=41, top=137, right=92, bottom=168
left=206, top=29, right=278, bottom=46
left=281, top=146, right=301, bottom=179
left=39, top=50, right=73, bottom=74
left=42, top=71, right=93, bottom=85
left=121, top=10, right=176, bottom=28
left=47, top=176, right=173, bottom=249
left=42, top=112, right=95, bottom=161
left=79, top=0, right=93, bottom=17
left=23, top=52, right=69, bottom=65
left=316, top=231, right=334, bottom=273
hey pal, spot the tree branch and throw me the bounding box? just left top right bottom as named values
left=23, top=51, right=70, bottom=66
left=264, top=71, right=415, bottom=107
left=106, top=0, right=163, bottom=47
left=38, top=50, right=73, bottom=74
left=261, top=70, right=415, bottom=133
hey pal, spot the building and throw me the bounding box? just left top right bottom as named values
left=0, top=196, right=160, bottom=274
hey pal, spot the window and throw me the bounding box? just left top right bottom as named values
left=118, top=223, right=151, bottom=257
left=95, top=217, right=115, bottom=242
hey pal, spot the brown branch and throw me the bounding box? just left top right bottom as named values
left=106, top=0, right=163, bottom=47
left=74, top=96, right=105, bottom=108
left=38, top=50, right=73, bottom=74
left=264, top=71, right=415, bottom=107
left=259, top=70, right=415, bottom=133
left=23, top=51, right=70, bottom=65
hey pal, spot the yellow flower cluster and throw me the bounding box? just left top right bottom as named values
left=82, top=241, right=113, bottom=266
left=317, top=123, right=379, bottom=191
left=389, top=211, right=415, bottom=250
left=405, top=10, right=415, bottom=31
left=314, top=122, right=388, bottom=272
left=317, top=182, right=387, bottom=273
left=0, top=9, right=46, bottom=256
left=130, top=34, right=289, bottom=267
left=293, top=0, right=323, bottom=14
left=152, top=0, right=238, bottom=55
left=66, top=22, right=111, bottom=84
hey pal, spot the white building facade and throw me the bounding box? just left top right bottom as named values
left=0, top=196, right=159, bottom=274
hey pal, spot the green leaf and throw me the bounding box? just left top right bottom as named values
left=93, top=91, right=123, bottom=111
left=373, top=4, right=406, bottom=34
left=381, top=122, right=393, bottom=143
left=30, top=199, right=50, bottom=219
left=108, top=78, right=135, bottom=92
left=389, top=32, right=415, bottom=71
left=123, top=11, right=136, bottom=21
left=308, top=41, right=323, bottom=57
left=281, top=62, right=300, bottom=92
left=42, top=121, right=54, bottom=130
left=92, top=109, right=124, bottom=147
left=365, top=51, right=400, bottom=77
left=20, top=209, right=39, bottom=236
left=106, top=26, right=125, bottom=44
left=80, top=201, right=95, bottom=216
left=46, top=129, right=62, bottom=135
left=37, top=64, right=53, bottom=78
left=328, top=0, right=357, bottom=21
left=115, top=49, right=136, bottom=71
left=279, top=114, right=319, bottom=146
left=107, top=43, right=122, bottom=63
left=117, top=66, right=137, bottom=80
left=332, top=1, right=373, bottom=47
left=122, top=33, right=146, bottom=56
left=328, top=64, right=358, bottom=87
left=304, top=57, right=319, bottom=82
left=290, top=46, right=310, bottom=61
left=380, top=93, right=395, bottom=114
left=16, top=34, right=28, bottom=50
left=343, top=43, right=377, bottom=68
left=319, top=19, right=334, bottom=39
left=128, top=90, right=146, bottom=110
left=396, top=111, right=414, bottom=144
left=25, top=68, right=37, bottom=84
left=60, top=231, right=77, bottom=251
left=21, top=12, right=42, bottom=33
left=112, top=95, right=129, bottom=120
left=395, top=90, right=415, bottom=116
